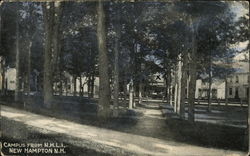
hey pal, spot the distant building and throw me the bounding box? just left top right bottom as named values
left=148, top=74, right=165, bottom=97
left=5, top=68, right=16, bottom=91
left=139, top=74, right=227, bottom=99
left=0, top=68, right=16, bottom=91
left=226, top=72, right=249, bottom=99
left=195, top=79, right=225, bottom=99
left=0, top=68, right=40, bottom=92
left=0, top=68, right=100, bottom=97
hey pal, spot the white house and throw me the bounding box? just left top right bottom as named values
left=1, top=68, right=100, bottom=97
left=195, top=79, right=225, bottom=99
left=0, top=68, right=17, bottom=91
left=226, top=72, right=249, bottom=99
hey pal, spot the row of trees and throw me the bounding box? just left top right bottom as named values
left=96, top=1, right=249, bottom=121
left=0, top=2, right=249, bottom=121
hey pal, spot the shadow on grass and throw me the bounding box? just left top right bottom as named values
left=0, top=98, right=140, bottom=134
left=164, top=118, right=248, bottom=151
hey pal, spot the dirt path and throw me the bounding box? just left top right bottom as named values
left=1, top=104, right=246, bottom=156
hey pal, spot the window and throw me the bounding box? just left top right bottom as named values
left=235, top=76, right=239, bottom=83
left=10, top=81, right=15, bottom=84
left=229, top=88, right=232, bottom=95
left=235, top=87, right=239, bottom=98
left=229, top=77, right=233, bottom=83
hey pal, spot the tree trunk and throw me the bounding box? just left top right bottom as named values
left=186, top=77, right=189, bottom=99
left=43, top=2, right=54, bottom=108
left=79, top=76, right=83, bottom=96
left=97, top=0, right=111, bottom=119
left=131, top=45, right=137, bottom=109
left=59, top=72, right=63, bottom=96
left=123, top=80, right=127, bottom=102
left=52, top=2, right=62, bottom=96
left=73, top=75, right=77, bottom=96
left=87, top=75, right=91, bottom=97
left=177, top=55, right=182, bottom=114
left=248, top=44, right=250, bottom=154
left=207, top=54, right=212, bottom=112
left=187, top=16, right=198, bottom=122
left=188, top=20, right=198, bottom=123
left=113, top=5, right=121, bottom=116
left=168, top=71, right=172, bottom=105
left=163, top=77, right=167, bottom=102
left=139, top=82, right=143, bottom=104
left=169, top=71, right=173, bottom=106
left=174, top=83, right=178, bottom=112
left=0, top=6, right=4, bottom=96
left=26, top=41, right=32, bottom=97
left=225, top=77, right=228, bottom=106
left=65, top=81, right=68, bottom=96
left=132, top=85, right=136, bottom=108
left=180, top=52, right=188, bottom=119
left=139, top=62, right=144, bottom=104
left=174, top=65, right=179, bottom=113
left=52, top=2, right=62, bottom=67
left=225, top=56, right=229, bottom=106
left=1, top=57, right=5, bottom=96
left=15, top=11, right=20, bottom=102
left=90, top=74, right=94, bottom=98
left=129, top=79, right=134, bottom=109
left=58, top=3, right=64, bottom=97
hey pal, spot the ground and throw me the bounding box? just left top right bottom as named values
left=0, top=98, right=248, bottom=155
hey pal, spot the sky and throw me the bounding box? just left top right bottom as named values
left=230, top=1, right=249, bottom=20
left=230, top=1, right=249, bottom=50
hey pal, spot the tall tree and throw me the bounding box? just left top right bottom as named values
left=43, top=2, right=54, bottom=108
left=52, top=1, right=63, bottom=95
left=248, top=42, right=250, bottom=154
left=188, top=15, right=198, bottom=122
left=14, top=6, right=20, bottom=102
left=42, top=2, right=62, bottom=107
left=175, top=1, right=230, bottom=122
left=21, top=3, right=42, bottom=97
left=113, top=2, right=121, bottom=117
left=0, top=3, right=5, bottom=96
left=97, top=0, right=111, bottom=119
left=180, top=51, right=188, bottom=119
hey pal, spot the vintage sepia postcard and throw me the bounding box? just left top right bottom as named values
left=0, top=0, right=249, bottom=155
